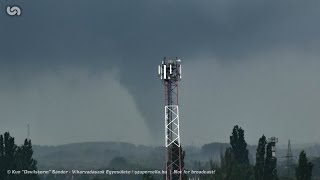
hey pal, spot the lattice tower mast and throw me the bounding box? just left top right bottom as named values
left=158, top=57, right=182, bottom=180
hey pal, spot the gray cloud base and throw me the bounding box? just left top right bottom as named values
left=0, top=0, right=320, bottom=145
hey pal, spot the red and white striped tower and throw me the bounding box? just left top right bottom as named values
left=158, top=57, right=182, bottom=180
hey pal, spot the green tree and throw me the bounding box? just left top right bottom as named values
left=0, top=135, right=5, bottom=180
left=219, top=148, right=233, bottom=180
left=230, top=125, right=249, bottom=165
left=0, top=132, right=39, bottom=180
left=296, top=150, right=313, bottom=180
left=254, top=135, right=267, bottom=180
left=209, top=159, right=220, bottom=180
left=311, top=157, right=320, bottom=179
left=4, top=132, right=17, bottom=180
left=264, top=143, right=278, bottom=180
left=16, top=139, right=40, bottom=180
left=254, top=135, right=278, bottom=180
left=216, top=125, right=253, bottom=180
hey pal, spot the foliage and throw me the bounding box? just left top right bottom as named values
left=254, top=135, right=267, bottom=180
left=264, top=142, right=278, bottom=180
left=230, top=125, right=249, bottom=165
left=0, top=132, right=39, bottom=180
left=311, top=157, right=320, bottom=179
left=295, top=150, right=313, bottom=180
left=214, top=125, right=253, bottom=180
left=254, top=135, right=278, bottom=180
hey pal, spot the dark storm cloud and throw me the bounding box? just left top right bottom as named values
left=1, top=0, right=320, bottom=144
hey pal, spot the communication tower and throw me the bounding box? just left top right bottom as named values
left=284, top=139, right=295, bottom=167
left=280, top=139, right=296, bottom=177
left=268, top=136, right=278, bottom=158
left=158, top=57, right=182, bottom=180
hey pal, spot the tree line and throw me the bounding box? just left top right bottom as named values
left=143, top=125, right=315, bottom=180
left=210, top=125, right=314, bottom=180
left=0, top=127, right=315, bottom=180
left=0, top=132, right=39, bottom=180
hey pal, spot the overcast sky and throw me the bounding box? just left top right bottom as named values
left=1, top=0, right=320, bottom=146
